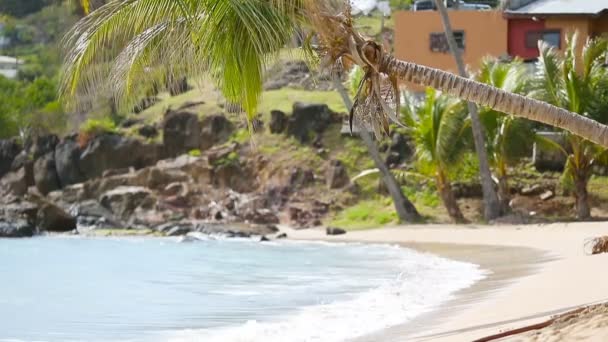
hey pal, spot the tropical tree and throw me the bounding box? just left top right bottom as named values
left=402, top=88, right=469, bottom=222
left=433, top=0, right=502, bottom=220
left=530, top=35, right=608, bottom=219
left=476, top=58, right=534, bottom=206
left=62, top=1, right=608, bottom=183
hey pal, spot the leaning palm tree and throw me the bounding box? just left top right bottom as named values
left=63, top=1, right=608, bottom=174
left=530, top=35, right=608, bottom=219
left=476, top=58, right=535, bottom=207
left=433, top=0, right=502, bottom=220
left=402, top=88, right=469, bottom=222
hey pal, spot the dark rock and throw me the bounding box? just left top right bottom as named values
left=33, top=152, right=61, bottom=195
left=326, top=160, right=350, bottom=189
left=326, top=227, right=347, bottom=235
left=133, top=96, right=158, bottom=114
left=156, top=222, right=194, bottom=236
left=260, top=235, right=270, bottom=242
left=121, top=118, right=142, bottom=128
left=242, top=208, right=280, bottom=225
left=138, top=124, right=158, bottom=139
left=386, top=133, right=413, bottom=167
left=70, top=200, right=123, bottom=230
left=269, top=110, right=288, bottom=134
left=287, top=103, right=335, bottom=143
left=10, top=151, right=30, bottom=171
left=166, top=226, right=192, bottom=236
left=80, top=133, right=158, bottom=179
left=276, top=232, right=288, bottom=239
left=1, top=201, right=39, bottom=224
left=0, top=139, right=21, bottom=178
left=37, top=203, right=76, bottom=232
left=162, top=111, right=201, bottom=158
left=289, top=167, right=315, bottom=189
left=452, top=182, right=483, bottom=198
left=55, top=135, right=85, bottom=187
left=99, top=186, right=155, bottom=220
left=200, top=115, right=235, bottom=150
left=0, top=219, right=34, bottom=238
left=31, top=134, right=59, bottom=159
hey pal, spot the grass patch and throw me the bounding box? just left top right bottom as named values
left=328, top=199, right=398, bottom=230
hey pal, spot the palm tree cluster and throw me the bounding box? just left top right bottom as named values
left=400, top=35, right=608, bottom=221
left=62, top=0, right=608, bottom=222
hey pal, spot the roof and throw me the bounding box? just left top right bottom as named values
left=505, top=0, right=608, bottom=16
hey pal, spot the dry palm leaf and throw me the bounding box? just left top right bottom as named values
left=584, top=236, right=608, bottom=255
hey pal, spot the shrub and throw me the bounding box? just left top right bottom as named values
left=78, top=117, right=117, bottom=148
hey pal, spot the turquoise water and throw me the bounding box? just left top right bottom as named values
left=0, top=236, right=484, bottom=342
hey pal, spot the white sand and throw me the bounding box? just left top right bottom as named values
left=283, top=222, right=608, bottom=341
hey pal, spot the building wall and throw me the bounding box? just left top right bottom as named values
left=545, top=16, right=592, bottom=52
left=394, top=10, right=508, bottom=91
left=592, top=12, right=608, bottom=37
left=508, top=18, right=545, bottom=59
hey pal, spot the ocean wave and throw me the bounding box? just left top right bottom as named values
left=160, top=250, right=485, bottom=342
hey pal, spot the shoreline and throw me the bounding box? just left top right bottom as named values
left=283, top=222, right=608, bottom=341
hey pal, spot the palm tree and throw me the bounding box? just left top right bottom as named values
left=335, top=76, right=421, bottom=222
left=62, top=0, right=608, bottom=174
left=433, top=0, right=502, bottom=220
left=530, top=35, right=608, bottom=219
left=402, top=88, right=469, bottom=222
left=476, top=58, right=535, bottom=207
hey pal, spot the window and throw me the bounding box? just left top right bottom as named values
left=526, top=30, right=561, bottom=49
left=430, top=31, right=465, bottom=53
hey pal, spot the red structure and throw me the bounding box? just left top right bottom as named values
left=507, top=18, right=545, bottom=60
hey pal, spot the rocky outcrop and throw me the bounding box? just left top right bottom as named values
left=0, top=219, right=34, bottom=238
left=99, top=186, right=155, bottom=220
left=162, top=111, right=201, bottom=158
left=1, top=166, right=34, bottom=196
left=200, top=115, right=234, bottom=150
left=326, top=227, right=346, bottom=235
left=69, top=200, right=123, bottom=230
left=0, top=139, right=21, bottom=178
left=269, top=110, right=288, bottom=134
left=138, top=125, right=158, bottom=139
left=80, top=133, right=158, bottom=179
left=36, top=203, right=76, bottom=232
left=33, top=152, right=61, bottom=195
left=31, top=134, right=59, bottom=160
left=55, top=135, right=85, bottom=187
left=287, top=103, right=337, bottom=143
left=326, top=160, right=350, bottom=189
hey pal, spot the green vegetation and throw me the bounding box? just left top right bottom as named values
left=329, top=199, right=398, bottom=230
left=79, top=117, right=117, bottom=136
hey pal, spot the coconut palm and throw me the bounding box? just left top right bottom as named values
left=433, top=0, right=502, bottom=220
left=530, top=35, right=608, bottom=219
left=476, top=58, right=534, bottom=206
left=62, top=1, right=608, bottom=171
left=402, top=88, right=469, bottom=222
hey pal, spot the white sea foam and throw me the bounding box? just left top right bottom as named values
left=161, top=247, right=486, bottom=342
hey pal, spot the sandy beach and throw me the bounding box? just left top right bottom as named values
left=284, top=222, right=608, bottom=341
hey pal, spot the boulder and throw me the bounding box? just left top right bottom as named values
left=33, top=152, right=61, bottom=195
left=80, top=133, right=159, bottom=179
left=31, top=134, right=59, bottom=159
left=326, top=160, right=350, bottom=189
left=138, top=124, right=159, bottom=139
left=200, top=115, right=234, bottom=150
left=37, top=203, right=77, bottom=232
left=326, top=227, right=347, bottom=235
left=0, top=139, right=21, bottom=178
left=55, top=135, right=86, bottom=187
left=276, top=232, right=288, bottom=239
left=289, top=167, right=315, bottom=189
left=287, top=103, right=335, bottom=143
left=156, top=222, right=193, bottom=236
left=242, top=208, right=280, bottom=225
left=0, top=219, right=34, bottom=238
left=69, top=200, right=123, bottom=230
left=385, top=133, right=413, bottom=167
left=540, top=190, right=555, bottom=201
left=162, top=111, right=201, bottom=158
left=99, top=186, right=155, bottom=220
left=269, top=110, right=288, bottom=134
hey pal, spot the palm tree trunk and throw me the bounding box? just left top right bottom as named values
left=498, top=173, right=510, bottom=208
left=333, top=78, right=422, bottom=223
left=437, top=171, right=466, bottom=222
left=433, top=0, right=502, bottom=221
left=574, top=174, right=591, bottom=219
left=378, top=55, right=608, bottom=148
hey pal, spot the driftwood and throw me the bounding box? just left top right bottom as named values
left=472, top=307, right=585, bottom=342
left=584, top=236, right=608, bottom=255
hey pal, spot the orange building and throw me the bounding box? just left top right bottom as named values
left=394, top=0, right=608, bottom=91
left=394, top=10, right=508, bottom=90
